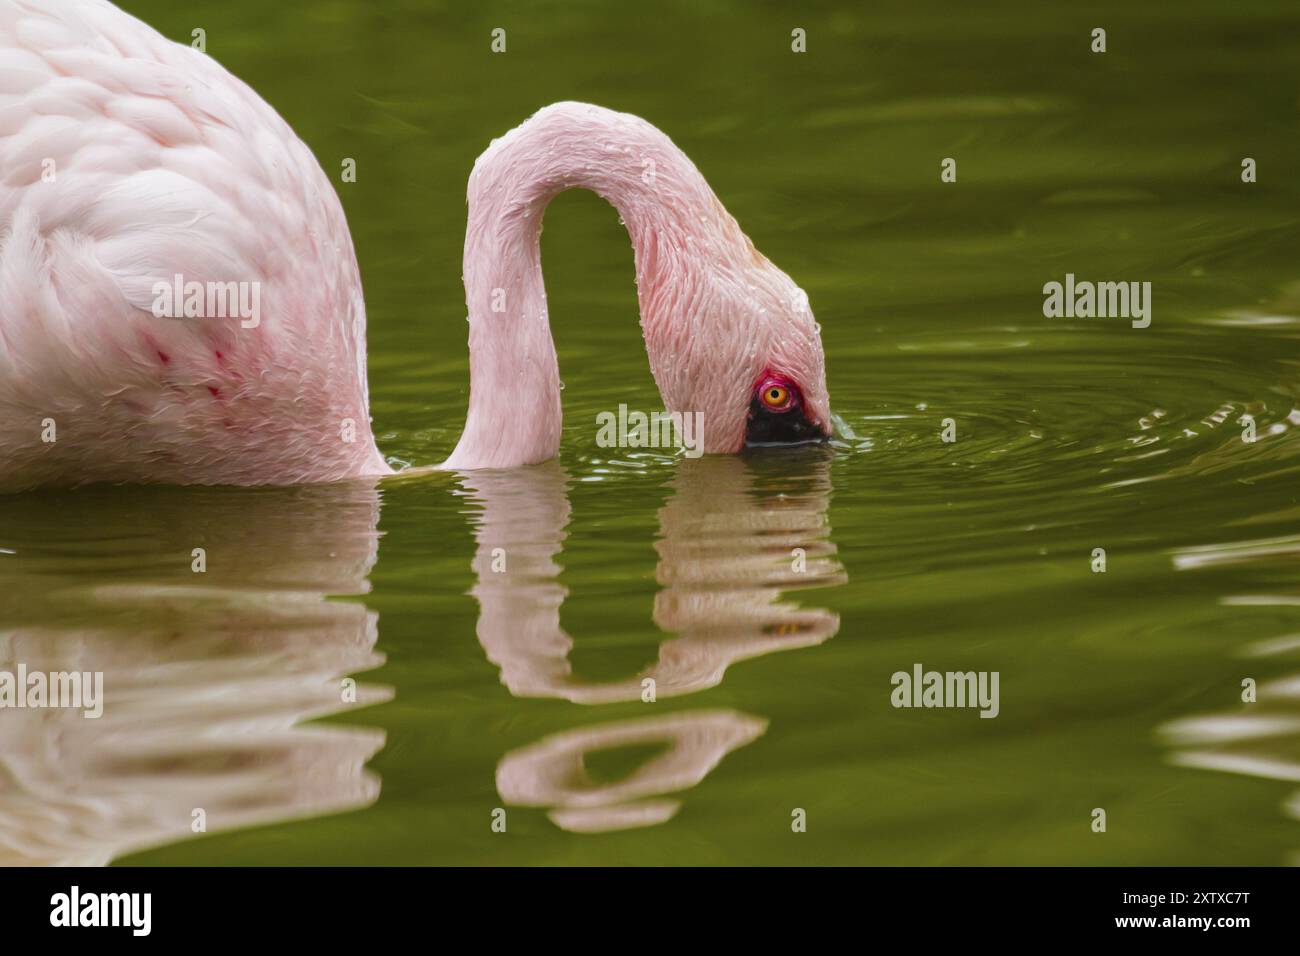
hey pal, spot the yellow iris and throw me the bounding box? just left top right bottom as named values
left=761, top=385, right=789, bottom=408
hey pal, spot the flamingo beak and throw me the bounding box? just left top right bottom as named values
left=744, top=396, right=830, bottom=447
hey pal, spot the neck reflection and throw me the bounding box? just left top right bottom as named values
left=459, top=451, right=844, bottom=832
left=463, top=454, right=845, bottom=704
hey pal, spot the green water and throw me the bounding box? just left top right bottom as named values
left=3, top=0, right=1300, bottom=864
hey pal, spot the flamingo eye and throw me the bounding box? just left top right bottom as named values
left=755, top=377, right=798, bottom=412
left=762, top=385, right=790, bottom=408
left=746, top=374, right=822, bottom=446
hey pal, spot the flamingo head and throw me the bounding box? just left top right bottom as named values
left=644, top=246, right=831, bottom=454
left=736, top=266, right=831, bottom=450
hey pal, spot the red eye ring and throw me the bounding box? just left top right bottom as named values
left=755, top=375, right=799, bottom=413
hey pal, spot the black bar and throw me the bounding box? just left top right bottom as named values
left=0, top=867, right=1289, bottom=941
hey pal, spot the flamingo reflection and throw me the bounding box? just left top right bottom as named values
left=460, top=453, right=844, bottom=832
left=0, top=483, right=391, bottom=866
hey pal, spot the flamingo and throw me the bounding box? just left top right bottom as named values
left=0, top=0, right=830, bottom=491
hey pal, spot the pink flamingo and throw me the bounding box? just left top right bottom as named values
left=0, top=0, right=829, bottom=490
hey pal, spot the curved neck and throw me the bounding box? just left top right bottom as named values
left=444, top=103, right=744, bottom=469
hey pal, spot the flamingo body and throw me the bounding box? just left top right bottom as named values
left=0, top=0, right=386, bottom=490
